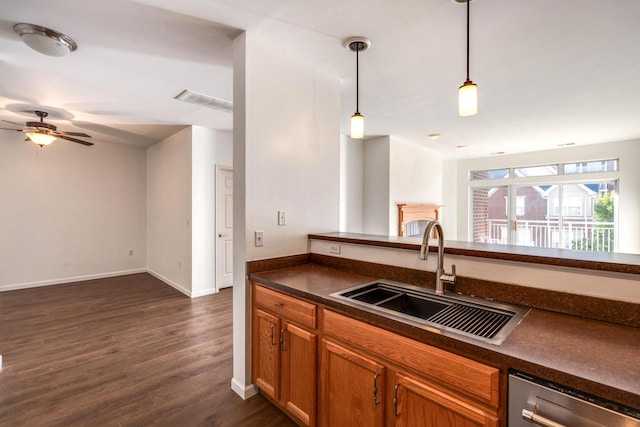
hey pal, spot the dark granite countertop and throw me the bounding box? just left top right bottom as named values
left=250, top=263, right=640, bottom=410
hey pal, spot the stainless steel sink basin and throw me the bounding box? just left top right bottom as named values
left=331, top=280, right=529, bottom=345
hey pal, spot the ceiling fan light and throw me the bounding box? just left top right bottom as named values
left=458, top=80, right=478, bottom=116
left=26, top=132, right=57, bottom=146
left=351, top=112, right=364, bottom=139
left=14, top=23, right=77, bottom=57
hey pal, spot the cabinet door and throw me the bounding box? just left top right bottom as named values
left=320, top=339, right=385, bottom=427
left=281, top=322, right=317, bottom=426
left=393, top=372, right=498, bottom=427
left=253, top=309, right=281, bottom=400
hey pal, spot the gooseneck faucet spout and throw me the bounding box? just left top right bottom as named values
left=420, top=220, right=455, bottom=295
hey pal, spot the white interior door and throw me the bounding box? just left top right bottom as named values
left=216, top=166, right=233, bottom=290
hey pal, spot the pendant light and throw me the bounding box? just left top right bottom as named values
left=458, top=0, right=478, bottom=116
left=344, top=37, right=370, bottom=139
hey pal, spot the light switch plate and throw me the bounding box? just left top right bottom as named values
left=278, top=211, right=286, bottom=226
left=255, top=231, right=264, bottom=247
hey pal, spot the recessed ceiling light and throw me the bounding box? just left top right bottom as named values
left=428, top=133, right=441, bottom=139
left=14, top=23, right=77, bottom=57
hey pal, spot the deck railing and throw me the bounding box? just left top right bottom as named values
left=485, top=219, right=615, bottom=252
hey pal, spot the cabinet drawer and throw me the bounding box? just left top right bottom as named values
left=254, top=284, right=317, bottom=329
left=323, top=309, right=499, bottom=408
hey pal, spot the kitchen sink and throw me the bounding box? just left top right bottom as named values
left=331, top=280, right=529, bottom=345
left=378, top=293, right=450, bottom=319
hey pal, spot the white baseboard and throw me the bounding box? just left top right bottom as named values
left=230, top=377, right=258, bottom=400
left=191, top=287, right=217, bottom=298
left=146, top=269, right=192, bottom=297
left=0, top=268, right=147, bottom=293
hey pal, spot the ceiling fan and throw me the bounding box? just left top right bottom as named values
left=1, top=110, right=93, bottom=147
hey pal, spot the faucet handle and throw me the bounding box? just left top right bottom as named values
left=440, top=264, right=456, bottom=285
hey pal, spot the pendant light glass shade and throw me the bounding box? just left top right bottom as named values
left=25, top=132, right=56, bottom=146
left=459, top=0, right=478, bottom=116
left=458, top=80, right=477, bottom=116
left=351, top=112, right=364, bottom=139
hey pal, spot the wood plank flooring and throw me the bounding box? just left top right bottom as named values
left=0, top=273, right=296, bottom=427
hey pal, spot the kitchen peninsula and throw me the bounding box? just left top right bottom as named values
left=247, top=232, right=640, bottom=426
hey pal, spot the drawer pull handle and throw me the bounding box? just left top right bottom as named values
left=393, top=384, right=401, bottom=417
left=275, top=303, right=283, bottom=308
left=373, top=373, right=381, bottom=405
left=522, top=407, right=567, bottom=427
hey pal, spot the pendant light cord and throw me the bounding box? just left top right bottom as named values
left=466, top=0, right=470, bottom=82
left=356, top=43, right=360, bottom=114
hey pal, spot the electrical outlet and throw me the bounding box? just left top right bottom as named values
left=330, top=244, right=341, bottom=254
left=255, top=231, right=264, bottom=247
left=278, top=211, right=286, bottom=226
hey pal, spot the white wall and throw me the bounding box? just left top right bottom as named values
left=358, top=136, right=443, bottom=236
left=340, top=135, right=364, bottom=232
left=388, top=137, right=443, bottom=235
left=0, top=136, right=147, bottom=290
left=232, top=31, right=341, bottom=398
left=363, top=136, right=390, bottom=235
left=147, top=126, right=231, bottom=297
left=243, top=37, right=341, bottom=260
left=449, top=139, right=640, bottom=253
left=146, top=127, right=193, bottom=294
left=191, top=127, right=233, bottom=297
left=232, top=32, right=249, bottom=399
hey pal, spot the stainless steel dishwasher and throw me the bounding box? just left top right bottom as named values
left=509, top=370, right=640, bottom=427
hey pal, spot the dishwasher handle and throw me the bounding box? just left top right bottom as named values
left=522, top=407, right=567, bottom=427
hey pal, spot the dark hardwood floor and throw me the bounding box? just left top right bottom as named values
left=0, top=273, right=296, bottom=427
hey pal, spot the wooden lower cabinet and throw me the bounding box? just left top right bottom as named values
left=319, top=338, right=498, bottom=427
left=252, top=284, right=317, bottom=426
left=281, top=322, right=317, bottom=426
left=253, top=286, right=502, bottom=427
left=393, top=372, right=498, bottom=427
left=320, top=339, right=385, bottom=427
left=254, top=308, right=280, bottom=400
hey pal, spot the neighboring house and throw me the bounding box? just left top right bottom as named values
left=485, top=183, right=614, bottom=249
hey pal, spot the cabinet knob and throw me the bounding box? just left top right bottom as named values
left=275, top=303, right=283, bottom=308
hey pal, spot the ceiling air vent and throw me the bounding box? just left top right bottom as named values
left=174, top=89, right=233, bottom=113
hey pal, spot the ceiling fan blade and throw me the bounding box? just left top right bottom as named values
left=58, top=135, right=94, bottom=146
left=0, top=127, right=24, bottom=131
left=56, top=131, right=92, bottom=138
left=2, top=119, right=26, bottom=127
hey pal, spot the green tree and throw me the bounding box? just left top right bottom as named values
left=594, top=191, right=614, bottom=222
left=572, top=190, right=614, bottom=251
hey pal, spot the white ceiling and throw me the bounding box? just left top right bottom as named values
left=2, top=0, right=639, bottom=158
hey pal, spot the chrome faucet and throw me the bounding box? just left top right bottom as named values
left=420, top=220, right=456, bottom=295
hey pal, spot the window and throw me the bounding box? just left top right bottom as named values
left=564, top=159, right=618, bottom=174
left=470, top=160, right=618, bottom=252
